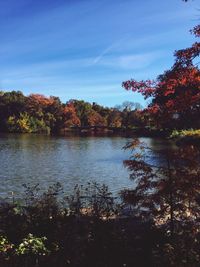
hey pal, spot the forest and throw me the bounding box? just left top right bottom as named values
left=0, top=91, right=145, bottom=134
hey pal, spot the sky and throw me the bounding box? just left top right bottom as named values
left=0, top=0, right=199, bottom=107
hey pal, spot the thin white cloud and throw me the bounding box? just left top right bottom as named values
left=92, top=36, right=129, bottom=65
left=93, top=45, right=114, bottom=65
left=94, top=51, right=165, bottom=70
left=1, top=49, right=165, bottom=80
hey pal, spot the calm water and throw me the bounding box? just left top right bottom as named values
left=0, top=134, right=172, bottom=198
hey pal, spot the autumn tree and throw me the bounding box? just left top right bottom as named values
left=122, top=24, right=200, bottom=130
left=25, top=94, right=64, bottom=133
left=122, top=139, right=200, bottom=265
left=87, top=109, right=106, bottom=127
left=174, top=25, right=200, bottom=68
left=107, top=108, right=122, bottom=128
left=26, top=94, right=54, bottom=117
left=62, top=102, right=80, bottom=127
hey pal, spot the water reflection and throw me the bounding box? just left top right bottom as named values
left=0, top=134, right=174, bottom=198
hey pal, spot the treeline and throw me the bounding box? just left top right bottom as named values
left=0, top=91, right=145, bottom=134
left=1, top=80, right=199, bottom=135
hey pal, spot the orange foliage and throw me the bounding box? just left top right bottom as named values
left=122, top=24, right=200, bottom=128
left=63, top=103, right=80, bottom=127
left=87, top=110, right=106, bottom=126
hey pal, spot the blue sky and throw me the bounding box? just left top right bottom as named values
left=0, top=0, right=199, bottom=107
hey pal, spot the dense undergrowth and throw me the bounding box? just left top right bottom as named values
left=0, top=182, right=199, bottom=267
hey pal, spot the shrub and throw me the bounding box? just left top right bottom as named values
left=170, top=129, right=200, bottom=138
left=16, top=234, right=49, bottom=256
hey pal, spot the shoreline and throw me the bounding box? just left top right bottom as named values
left=0, top=127, right=169, bottom=138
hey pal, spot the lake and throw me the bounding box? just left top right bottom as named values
left=0, top=134, right=172, bottom=199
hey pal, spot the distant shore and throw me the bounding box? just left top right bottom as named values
left=0, top=127, right=168, bottom=138
left=56, top=126, right=168, bottom=138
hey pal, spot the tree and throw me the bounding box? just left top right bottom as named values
left=123, top=66, right=200, bottom=130
left=87, top=109, right=106, bottom=127
left=62, top=102, right=81, bottom=127
left=107, top=108, right=122, bottom=128
left=122, top=24, right=200, bottom=130
left=71, top=100, right=93, bottom=127
left=0, top=91, right=26, bottom=131
left=26, top=94, right=55, bottom=117
left=122, top=139, right=200, bottom=265
left=174, top=25, right=200, bottom=68
left=128, top=109, right=146, bottom=128
left=92, top=102, right=111, bottom=125
left=25, top=94, right=64, bottom=133
left=116, top=101, right=143, bottom=129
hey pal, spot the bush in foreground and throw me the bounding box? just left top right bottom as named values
left=0, top=181, right=199, bottom=267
